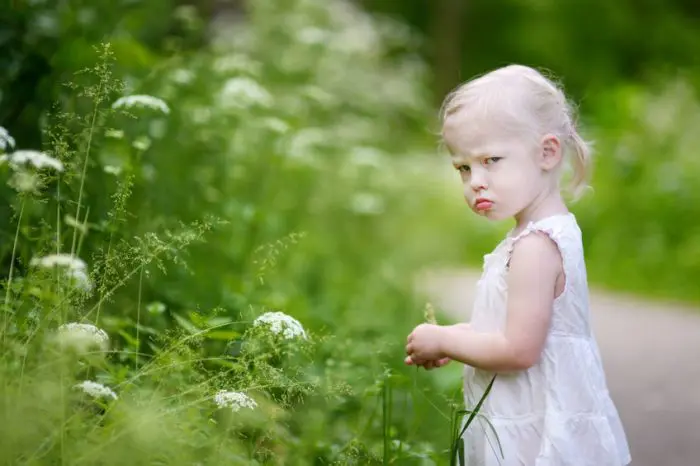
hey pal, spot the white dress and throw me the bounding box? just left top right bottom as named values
left=461, top=213, right=631, bottom=466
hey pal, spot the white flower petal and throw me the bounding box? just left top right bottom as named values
left=112, top=95, right=170, bottom=114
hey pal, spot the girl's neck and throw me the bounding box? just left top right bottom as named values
left=512, top=191, right=568, bottom=234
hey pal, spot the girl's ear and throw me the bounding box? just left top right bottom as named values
left=539, top=134, right=562, bottom=171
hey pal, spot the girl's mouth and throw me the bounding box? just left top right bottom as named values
left=475, top=198, right=493, bottom=211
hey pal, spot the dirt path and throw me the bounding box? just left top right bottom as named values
left=419, top=269, right=700, bottom=466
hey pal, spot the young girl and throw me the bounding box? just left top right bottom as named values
left=404, top=65, right=631, bottom=465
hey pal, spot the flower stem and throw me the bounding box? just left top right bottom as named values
left=70, top=80, right=102, bottom=258
left=3, top=198, right=25, bottom=344
left=135, top=266, right=144, bottom=370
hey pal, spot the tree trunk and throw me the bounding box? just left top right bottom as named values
left=431, top=0, right=466, bottom=105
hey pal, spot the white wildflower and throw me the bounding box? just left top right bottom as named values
left=142, top=164, right=156, bottom=181
left=349, top=147, right=385, bottom=168
left=8, top=171, right=41, bottom=193
left=58, top=322, right=110, bottom=353
left=330, top=16, right=380, bottom=55
left=149, top=119, right=167, bottom=139
left=301, top=86, right=336, bottom=107
left=132, top=136, right=151, bottom=152
left=220, top=77, right=273, bottom=109
left=30, top=253, right=91, bottom=290
left=286, top=128, right=325, bottom=161
left=74, top=380, right=118, bottom=400
left=64, top=215, right=87, bottom=234
left=263, top=118, right=290, bottom=134
left=253, top=311, right=306, bottom=339
left=104, top=128, right=124, bottom=139
left=213, top=54, right=261, bottom=75
left=147, top=301, right=166, bottom=315
left=0, top=126, right=16, bottom=151
left=297, top=27, right=327, bottom=45
left=171, top=68, right=194, bottom=85
left=103, top=165, right=122, bottom=176
left=112, top=95, right=170, bottom=114
left=192, top=107, right=211, bottom=124
left=213, top=390, right=257, bottom=412
left=350, top=192, right=384, bottom=215
left=0, top=150, right=64, bottom=172
left=76, top=8, right=95, bottom=26
left=31, top=253, right=86, bottom=270
left=33, top=12, right=59, bottom=36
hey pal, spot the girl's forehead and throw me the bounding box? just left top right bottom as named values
left=443, top=110, right=536, bottom=161
left=444, top=116, right=510, bottom=157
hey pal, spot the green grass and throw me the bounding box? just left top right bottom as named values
left=2, top=1, right=699, bottom=465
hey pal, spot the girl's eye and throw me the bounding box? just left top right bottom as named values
left=484, top=157, right=502, bottom=166
left=457, top=165, right=470, bottom=173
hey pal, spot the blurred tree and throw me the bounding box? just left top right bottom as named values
left=0, top=0, right=208, bottom=147
left=361, top=0, right=700, bottom=103
left=430, top=0, right=465, bottom=103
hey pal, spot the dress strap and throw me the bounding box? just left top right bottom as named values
left=504, top=213, right=574, bottom=269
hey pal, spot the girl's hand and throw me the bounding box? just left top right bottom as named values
left=404, top=323, right=469, bottom=368
left=405, top=356, right=451, bottom=370
left=405, top=323, right=446, bottom=363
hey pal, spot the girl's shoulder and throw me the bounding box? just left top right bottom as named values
left=504, top=212, right=583, bottom=270
left=507, top=213, right=581, bottom=250
left=481, top=213, right=582, bottom=274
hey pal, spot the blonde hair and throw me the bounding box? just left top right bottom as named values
left=439, top=64, right=592, bottom=199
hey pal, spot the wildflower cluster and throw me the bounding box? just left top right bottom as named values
left=74, top=380, right=118, bottom=400
left=253, top=311, right=307, bottom=340
left=0, top=150, right=64, bottom=172
left=30, top=254, right=91, bottom=291
left=58, top=322, right=110, bottom=353
left=112, top=95, right=170, bottom=114
left=213, top=390, right=258, bottom=412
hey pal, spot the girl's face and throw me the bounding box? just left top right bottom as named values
left=442, top=115, right=547, bottom=221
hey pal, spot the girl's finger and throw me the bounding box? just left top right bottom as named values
left=404, top=356, right=414, bottom=365
left=412, top=356, right=426, bottom=366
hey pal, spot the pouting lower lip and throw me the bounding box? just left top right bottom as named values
left=475, top=200, right=493, bottom=211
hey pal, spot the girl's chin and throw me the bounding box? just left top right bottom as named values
left=473, top=207, right=510, bottom=221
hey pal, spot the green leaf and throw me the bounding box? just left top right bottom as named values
left=173, top=313, right=199, bottom=334
left=204, top=330, right=240, bottom=340
left=458, top=438, right=465, bottom=466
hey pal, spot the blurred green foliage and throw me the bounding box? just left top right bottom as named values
left=361, top=0, right=700, bottom=102
left=1, top=0, right=700, bottom=464
left=0, top=0, right=471, bottom=464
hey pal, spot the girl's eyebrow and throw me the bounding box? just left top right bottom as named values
left=451, top=152, right=494, bottom=167
left=450, top=153, right=473, bottom=166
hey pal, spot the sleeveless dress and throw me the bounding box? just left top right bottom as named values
left=461, top=213, right=631, bottom=466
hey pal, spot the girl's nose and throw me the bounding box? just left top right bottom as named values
left=469, top=169, right=488, bottom=192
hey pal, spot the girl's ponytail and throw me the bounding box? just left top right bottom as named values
left=567, top=124, right=592, bottom=200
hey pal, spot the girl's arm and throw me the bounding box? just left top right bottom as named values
left=439, top=232, right=562, bottom=372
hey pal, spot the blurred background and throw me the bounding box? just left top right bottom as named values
left=1, top=0, right=699, bottom=465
